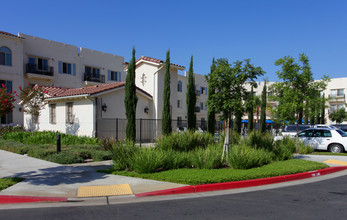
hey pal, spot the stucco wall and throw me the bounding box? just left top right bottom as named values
left=0, top=34, right=24, bottom=125
left=80, top=48, right=124, bottom=85
left=26, top=98, right=95, bottom=137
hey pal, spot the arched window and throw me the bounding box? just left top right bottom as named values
left=0, top=46, right=12, bottom=66
left=178, top=80, right=182, bottom=92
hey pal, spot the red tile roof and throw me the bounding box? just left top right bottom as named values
left=0, top=31, right=22, bottom=39
left=42, top=82, right=152, bottom=99
left=136, top=56, right=185, bottom=69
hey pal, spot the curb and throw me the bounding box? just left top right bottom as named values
left=135, top=166, right=347, bottom=197
left=0, top=195, right=68, bottom=204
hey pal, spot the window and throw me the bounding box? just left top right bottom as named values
left=331, top=89, right=345, bottom=97
left=63, top=62, right=72, bottom=74
left=0, top=80, right=13, bottom=124
left=85, top=66, right=100, bottom=77
left=0, top=46, right=12, bottom=66
left=108, top=70, right=121, bottom=81
left=38, top=58, right=48, bottom=71
left=331, top=104, right=344, bottom=112
left=337, top=89, right=344, bottom=96
left=177, top=116, right=182, bottom=127
left=200, top=87, right=207, bottom=95
left=178, top=81, right=182, bottom=92
left=66, top=102, right=73, bottom=124
left=49, top=104, right=56, bottom=124
left=200, top=102, right=204, bottom=110
left=177, top=100, right=182, bottom=108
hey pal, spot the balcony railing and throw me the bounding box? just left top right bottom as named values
left=328, top=94, right=345, bottom=101
left=26, top=63, right=54, bottom=76
left=84, top=73, right=105, bottom=83
left=194, top=106, right=200, bottom=112
left=195, top=90, right=200, bottom=96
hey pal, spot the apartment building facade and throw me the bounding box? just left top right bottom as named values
left=1, top=30, right=346, bottom=137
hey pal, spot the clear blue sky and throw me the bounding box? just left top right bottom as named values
left=2, top=0, right=347, bottom=81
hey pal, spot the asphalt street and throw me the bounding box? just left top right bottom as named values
left=1, top=172, right=347, bottom=220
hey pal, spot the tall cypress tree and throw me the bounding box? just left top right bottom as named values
left=207, top=58, right=216, bottom=135
left=162, top=50, right=172, bottom=135
left=186, top=56, right=196, bottom=130
left=260, top=81, right=267, bottom=133
left=124, top=48, right=138, bottom=141
left=320, top=93, right=326, bottom=124
left=247, top=87, right=254, bottom=132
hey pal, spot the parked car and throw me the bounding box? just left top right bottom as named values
left=313, top=124, right=337, bottom=129
left=331, top=124, right=347, bottom=132
left=281, top=124, right=313, bottom=138
left=298, top=128, right=347, bottom=153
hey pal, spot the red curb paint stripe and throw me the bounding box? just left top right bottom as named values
left=135, top=166, right=347, bottom=197
left=136, top=186, right=195, bottom=197
left=0, top=195, right=68, bottom=204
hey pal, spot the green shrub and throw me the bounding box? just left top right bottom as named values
left=232, top=131, right=241, bottom=145
left=131, top=148, right=165, bottom=174
left=298, top=141, right=314, bottom=154
left=111, top=141, right=139, bottom=170
left=191, top=143, right=224, bottom=169
left=228, top=143, right=273, bottom=169
left=99, top=137, right=118, bottom=151
left=2, top=131, right=98, bottom=145
left=156, top=131, right=214, bottom=152
left=273, top=136, right=296, bottom=161
left=162, top=149, right=191, bottom=170
left=246, top=131, right=274, bottom=151
left=0, top=125, right=25, bottom=136
left=90, top=150, right=113, bottom=161
left=27, top=147, right=56, bottom=159
left=0, top=177, right=24, bottom=191
left=47, top=152, right=84, bottom=164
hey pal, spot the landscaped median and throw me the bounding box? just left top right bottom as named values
left=135, top=166, right=347, bottom=197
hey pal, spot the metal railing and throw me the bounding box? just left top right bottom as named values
left=84, top=73, right=105, bottom=83
left=96, top=118, right=223, bottom=144
left=26, top=64, right=54, bottom=76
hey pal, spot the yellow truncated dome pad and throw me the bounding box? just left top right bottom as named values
left=77, top=184, right=133, bottom=197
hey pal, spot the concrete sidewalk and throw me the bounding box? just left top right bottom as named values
left=0, top=150, right=186, bottom=198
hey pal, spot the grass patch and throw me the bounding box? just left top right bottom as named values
left=310, top=152, right=347, bottom=156
left=101, top=159, right=328, bottom=185
left=0, top=177, right=24, bottom=191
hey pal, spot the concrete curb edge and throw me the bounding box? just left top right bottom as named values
left=0, top=195, right=68, bottom=204
left=135, top=166, right=347, bottom=197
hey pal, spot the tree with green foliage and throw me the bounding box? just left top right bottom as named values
left=207, top=58, right=216, bottom=135
left=18, top=84, right=46, bottom=134
left=124, top=48, right=138, bottom=141
left=162, top=50, right=172, bottom=135
left=329, top=107, right=346, bottom=124
left=260, top=81, right=267, bottom=133
left=207, top=58, right=263, bottom=161
left=270, top=53, right=329, bottom=149
left=186, top=56, right=196, bottom=130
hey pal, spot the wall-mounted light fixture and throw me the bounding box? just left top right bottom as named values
left=102, top=103, right=107, bottom=112
left=144, top=106, right=149, bottom=114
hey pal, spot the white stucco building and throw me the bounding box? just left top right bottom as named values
left=1, top=30, right=346, bottom=138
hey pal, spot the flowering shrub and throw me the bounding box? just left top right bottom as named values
left=0, top=84, right=16, bottom=117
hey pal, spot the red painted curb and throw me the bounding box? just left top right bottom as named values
left=0, top=195, right=68, bottom=204
left=135, top=166, right=347, bottom=197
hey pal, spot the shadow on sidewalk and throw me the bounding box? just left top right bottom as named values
left=10, top=164, right=114, bottom=186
